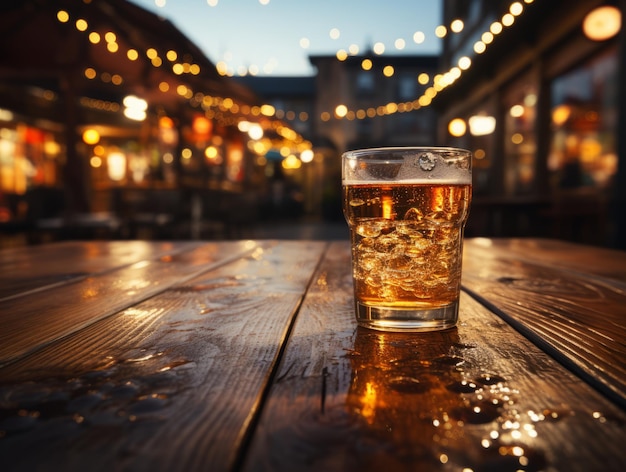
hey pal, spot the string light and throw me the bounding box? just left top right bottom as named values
left=54, top=6, right=308, bottom=156
left=57, top=0, right=539, bottom=139
left=316, top=0, right=538, bottom=122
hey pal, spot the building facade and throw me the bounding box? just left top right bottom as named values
left=239, top=53, right=441, bottom=220
left=436, top=0, right=625, bottom=248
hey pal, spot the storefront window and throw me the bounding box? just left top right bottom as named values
left=447, top=100, right=496, bottom=196
left=0, top=121, right=62, bottom=195
left=549, top=46, right=618, bottom=191
left=503, top=72, right=538, bottom=195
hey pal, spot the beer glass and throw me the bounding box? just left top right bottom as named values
left=342, top=147, right=472, bottom=332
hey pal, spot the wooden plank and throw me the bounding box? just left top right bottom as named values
left=242, top=241, right=626, bottom=472
left=462, top=240, right=626, bottom=408
left=0, top=240, right=203, bottom=301
left=0, top=241, right=256, bottom=367
left=465, top=238, right=626, bottom=282
left=0, top=241, right=327, bottom=472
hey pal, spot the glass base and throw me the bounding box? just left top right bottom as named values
left=355, top=301, right=458, bottom=332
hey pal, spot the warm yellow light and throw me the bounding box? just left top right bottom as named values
left=385, top=102, right=398, bottom=114
left=583, top=6, right=621, bottom=41
left=252, top=141, right=266, bottom=155
left=482, top=31, right=494, bottom=44
left=84, top=68, right=97, bottom=79
left=510, top=104, right=525, bottom=118
left=418, top=73, right=430, bottom=85
left=216, top=61, right=228, bottom=75
left=413, top=31, right=425, bottom=44
left=490, top=21, right=503, bottom=35
left=336, top=49, right=348, bottom=61
left=383, top=65, right=395, bottom=77
left=282, top=154, right=301, bottom=169
left=474, top=41, right=487, bottom=54
left=435, top=25, right=447, bottom=38
left=88, top=32, right=100, bottom=44
left=469, top=115, right=496, bottom=136
left=181, top=148, right=192, bottom=160
left=127, top=49, right=139, bottom=61
left=361, top=59, right=373, bottom=70
left=57, top=10, right=69, bottom=23
left=90, top=156, right=102, bottom=168
left=107, top=42, right=118, bottom=53
left=335, top=104, right=348, bottom=118
left=248, top=124, right=263, bottom=140
left=205, top=146, right=218, bottom=159
left=502, top=13, right=515, bottom=27
left=75, top=19, right=88, bottom=31
left=552, top=104, right=571, bottom=126
left=261, top=104, right=275, bottom=116
left=104, top=32, right=116, bottom=43
left=107, top=151, right=126, bottom=181
left=451, top=19, right=464, bottom=33
left=510, top=2, right=524, bottom=16
left=82, top=129, right=100, bottom=145
left=418, top=95, right=432, bottom=107
left=458, top=56, right=471, bottom=70
left=300, top=149, right=314, bottom=163
left=511, top=133, right=524, bottom=144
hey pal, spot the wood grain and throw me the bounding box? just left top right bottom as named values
left=465, top=238, right=626, bottom=282
left=462, top=238, right=626, bottom=408
left=243, top=241, right=626, bottom=472
left=0, top=241, right=327, bottom=472
left=0, top=240, right=203, bottom=301
left=0, top=241, right=255, bottom=366
left=2, top=239, right=625, bottom=472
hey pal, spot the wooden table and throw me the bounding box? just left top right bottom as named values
left=1, top=238, right=625, bottom=471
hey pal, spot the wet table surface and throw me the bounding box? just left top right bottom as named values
left=1, top=238, right=625, bottom=472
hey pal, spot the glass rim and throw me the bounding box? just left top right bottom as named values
left=342, top=146, right=472, bottom=159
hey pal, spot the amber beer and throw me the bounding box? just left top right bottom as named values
left=342, top=147, right=472, bottom=332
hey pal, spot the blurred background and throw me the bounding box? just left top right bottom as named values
left=0, top=0, right=624, bottom=248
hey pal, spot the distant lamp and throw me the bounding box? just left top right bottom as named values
left=248, top=123, right=264, bottom=140
left=107, top=151, right=126, bottom=181
left=583, top=6, right=621, bottom=41
left=448, top=118, right=467, bottom=137
left=192, top=115, right=212, bottom=136
left=468, top=115, right=496, bottom=136
left=552, top=104, right=571, bottom=126
left=82, top=128, right=100, bottom=145
left=123, top=95, right=148, bottom=121
left=300, top=149, right=314, bottom=163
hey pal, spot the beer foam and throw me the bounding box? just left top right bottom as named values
left=343, top=148, right=472, bottom=185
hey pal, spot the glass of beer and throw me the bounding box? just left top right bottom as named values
left=342, top=147, right=472, bottom=332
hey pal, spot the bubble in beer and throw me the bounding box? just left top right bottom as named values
left=417, top=152, right=437, bottom=171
